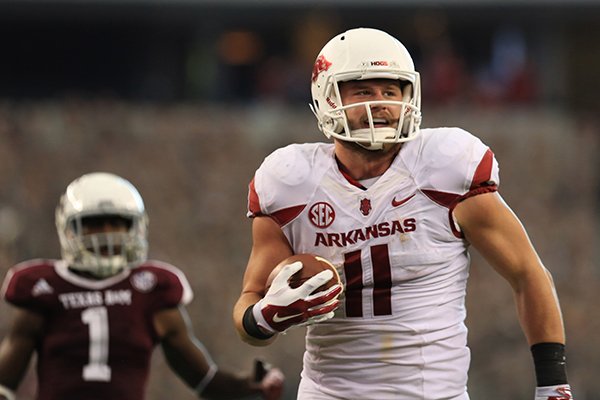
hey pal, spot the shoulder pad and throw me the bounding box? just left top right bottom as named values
left=409, top=128, right=499, bottom=195
left=133, top=261, right=193, bottom=306
left=250, top=143, right=333, bottom=217
left=1, top=259, right=58, bottom=308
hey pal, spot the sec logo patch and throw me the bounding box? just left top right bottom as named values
left=309, top=202, right=335, bottom=228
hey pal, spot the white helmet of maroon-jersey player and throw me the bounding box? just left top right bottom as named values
left=55, top=172, right=149, bottom=278
left=310, top=27, right=422, bottom=150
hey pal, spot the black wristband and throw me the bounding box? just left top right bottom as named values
left=531, top=342, right=568, bottom=386
left=242, top=305, right=275, bottom=340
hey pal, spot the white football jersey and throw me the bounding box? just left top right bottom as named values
left=248, top=127, right=499, bottom=400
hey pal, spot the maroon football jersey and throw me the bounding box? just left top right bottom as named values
left=1, top=259, right=193, bottom=400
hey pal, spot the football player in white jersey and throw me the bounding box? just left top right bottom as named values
left=233, top=28, right=572, bottom=400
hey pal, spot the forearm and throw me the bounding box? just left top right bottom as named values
left=0, top=336, right=36, bottom=390
left=0, top=339, right=30, bottom=400
left=513, top=270, right=570, bottom=391
left=513, top=268, right=565, bottom=346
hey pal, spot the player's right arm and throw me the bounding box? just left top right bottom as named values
left=233, top=216, right=342, bottom=346
left=0, top=306, right=44, bottom=399
left=235, top=146, right=342, bottom=345
left=233, top=216, right=294, bottom=346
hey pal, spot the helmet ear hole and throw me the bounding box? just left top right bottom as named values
left=324, top=117, right=343, bottom=135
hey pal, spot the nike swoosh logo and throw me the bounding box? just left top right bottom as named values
left=272, top=312, right=303, bottom=323
left=391, top=193, right=415, bottom=207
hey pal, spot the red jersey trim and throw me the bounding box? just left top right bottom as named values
left=249, top=205, right=306, bottom=227
left=336, top=157, right=367, bottom=190
left=470, top=148, right=494, bottom=190
left=271, top=205, right=306, bottom=227
left=248, top=178, right=261, bottom=216
left=422, top=185, right=498, bottom=238
left=421, top=189, right=460, bottom=209
left=461, top=185, right=498, bottom=202
left=247, top=176, right=305, bottom=226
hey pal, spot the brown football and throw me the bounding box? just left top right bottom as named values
left=265, top=253, right=341, bottom=295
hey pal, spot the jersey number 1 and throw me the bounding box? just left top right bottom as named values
left=81, top=306, right=111, bottom=382
left=343, top=244, right=392, bottom=317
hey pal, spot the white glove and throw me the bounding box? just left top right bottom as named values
left=535, top=384, right=573, bottom=400
left=253, top=261, right=342, bottom=334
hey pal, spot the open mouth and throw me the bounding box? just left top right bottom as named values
left=373, top=118, right=389, bottom=128
left=362, top=117, right=394, bottom=129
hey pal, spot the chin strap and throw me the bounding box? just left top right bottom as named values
left=349, top=127, right=398, bottom=151
left=355, top=141, right=384, bottom=151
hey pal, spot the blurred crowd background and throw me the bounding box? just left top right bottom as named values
left=0, top=0, right=598, bottom=399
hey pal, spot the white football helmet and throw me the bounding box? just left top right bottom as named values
left=55, top=172, right=149, bottom=278
left=310, top=28, right=422, bottom=150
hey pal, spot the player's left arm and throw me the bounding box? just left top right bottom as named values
left=454, top=191, right=572, bottom=399
left=0, top=306, right=45, bottom=400
left=155, top=306, right=284, bottom=400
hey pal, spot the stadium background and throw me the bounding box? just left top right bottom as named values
left=0, top=0, right=598, bottom=398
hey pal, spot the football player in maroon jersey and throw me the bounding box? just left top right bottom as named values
left=0, top=172, right=284, bottom=400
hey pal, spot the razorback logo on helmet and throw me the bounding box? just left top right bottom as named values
left=312, top=55, right=332, bottom=82
left=309, top=202, right=335, bottom=228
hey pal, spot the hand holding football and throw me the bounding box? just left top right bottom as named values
left=266, top=253, right=341, bottom=294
